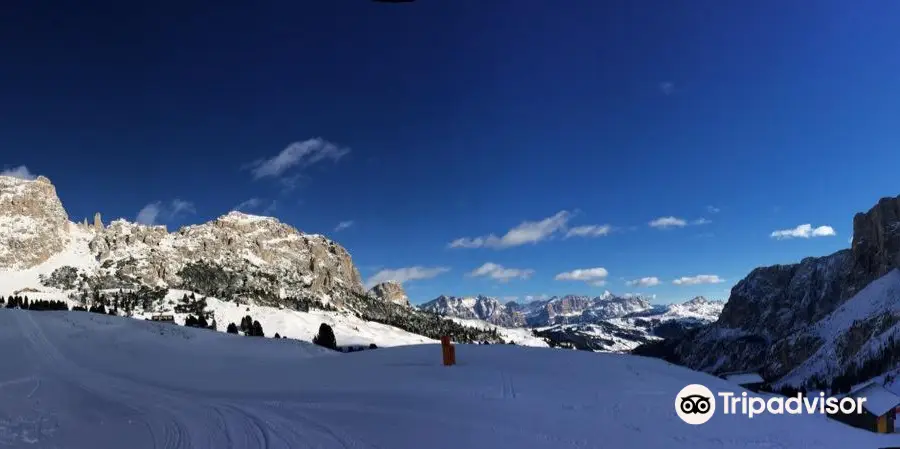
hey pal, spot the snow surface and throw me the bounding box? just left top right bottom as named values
left=447, top=317, right=549, bottom=347
left=1, top=308, right=897, bottom=448
left=851, top=383, right=900, bottom=417
left=0, top=224, right=98, bottom=297
left=161, top=290, right=435, bottom=347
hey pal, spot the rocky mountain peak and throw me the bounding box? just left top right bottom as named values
left=669, top=193, right=900, bottom=381
left=852, top=194, right=900, bottom=279
left=85, top=212, right=365, bottom=301
left=0, top=174, right=70, bottom=270
left=368, top=281, right=410, bottom=307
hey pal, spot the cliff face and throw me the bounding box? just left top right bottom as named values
left=368, top=281, right=410, bottom=307
left=0, top=175, right=367, bottom=306
left=0, top=175, right=70, bottom=270
left=87, top=212, right=365, bottom=303
left=672, top=195, right=900, bottom=382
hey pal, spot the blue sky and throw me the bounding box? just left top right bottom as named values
left=3, top=1, right=900, bottom=304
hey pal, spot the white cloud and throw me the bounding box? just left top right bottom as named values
left=468, top=262, right=534, bottom=283
left=449, top=211, right=573, bottom=249
left=234, top=198, right=277, bottom=215
left=555, top=267, right=609, bottom=287
left=649, top=216, right=710, bottom=229
left=673, top=275, right=725, bottom=286
left=707, top=205, right=720, bottom=214
left=135, top=199, right=196, bottom=225
left=245, top=138, right=350, bottom=180
left=626, top=277, right=661, bottom=287
left=334, top=220, right=354, bottom=232
left=623, top=293, right=657, bottom=300
left=365, top=266, right=450, bottom=288
left=770, top=224, right=836, bottom=240
left=659, top=81, right=675, bottom=95
left=649, top=216, right=687, bottom=228
left=524, top=294, right=550, bottom=303
left=0, top=165, right=37, bottom=180
left=502, top=296, right=519, bottom=302
left=565, top=224, right=612, bottom=238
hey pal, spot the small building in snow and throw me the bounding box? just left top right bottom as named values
left=829, top=380, right=900, bottom=434
left=721, top=371, right=766, bottom=392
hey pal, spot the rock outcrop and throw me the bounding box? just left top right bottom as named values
left=368, top=281, right=410, bottom=307
left=671, top=194, right=900, bottom=382
left=419, top=295, right=525, bottom=327
left=0, top=175, right=70, bottom=270
left=87, top=211, right=365, bottom=303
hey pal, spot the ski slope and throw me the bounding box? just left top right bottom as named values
left=2, top=309, right=898, bottom=448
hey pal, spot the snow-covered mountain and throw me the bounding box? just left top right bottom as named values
left=2, top=307, right=890, bottom=449
left=0, top=174, right=507, bottom=347
left=420, top=292, right=724, bottom=352
left=418, top=294, right=524, bottom=326
left=419, top=291, right=663, bottom=327
left=653, top=194, right=900, bottom=390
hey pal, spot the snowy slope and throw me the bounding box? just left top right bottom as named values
left=1, top=308, right=895, bottom=448
left=777, top=269, right=900, bottom=386
left=447, top=317, right=549, bottom=347
left=0, top=224, right=97, bottom=298
left=161, top=290, right=435, bottom=347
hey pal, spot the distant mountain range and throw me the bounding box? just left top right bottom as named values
left=419, top=293, right=725, bottom=351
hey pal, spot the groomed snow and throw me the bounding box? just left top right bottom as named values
left=1, top=309, right=896, bottom=448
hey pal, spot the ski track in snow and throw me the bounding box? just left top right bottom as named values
left=7, top=310, right=373, bottom=449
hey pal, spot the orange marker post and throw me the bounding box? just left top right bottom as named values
left=441, top=336, right=455, bottom=366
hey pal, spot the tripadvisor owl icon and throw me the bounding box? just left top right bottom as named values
left=675, top=384, right=716, bottom=425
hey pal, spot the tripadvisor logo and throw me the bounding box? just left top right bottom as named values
left=675, top=384, right=867, bottom=425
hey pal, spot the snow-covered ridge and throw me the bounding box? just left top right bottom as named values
left=421, top=293, right=721, bottom=328
left=420, top=294, right=723, bottom=352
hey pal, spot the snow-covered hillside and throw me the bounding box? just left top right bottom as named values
left=777, top=269, right=900, bottom=387
left=447, top=317, right=549, bottom=347
left=0, top=223, right=434, bottom=347
left=1, top=308, right=893, bottom=448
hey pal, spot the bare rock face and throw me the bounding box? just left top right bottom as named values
left=851, top=195, right=900, bottom=282
left=368, top=281, right=410, bottom=307
left=88, top=211, right=365, bottom=302
left=671, top=194, right=900, bottom=382
left=0, top=175, right=70, bottom=269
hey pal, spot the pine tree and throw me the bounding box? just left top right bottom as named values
left=251, top=320, right=264, bottom=337
left=240, top=315, right=253, bottom=334
left=185, top=315, right=198, bottom=327
left=226, top=323, right=239, bottom=334
left=274, top=333, right=281, bottom=339
left=313, top=323, right=337, bottom=350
